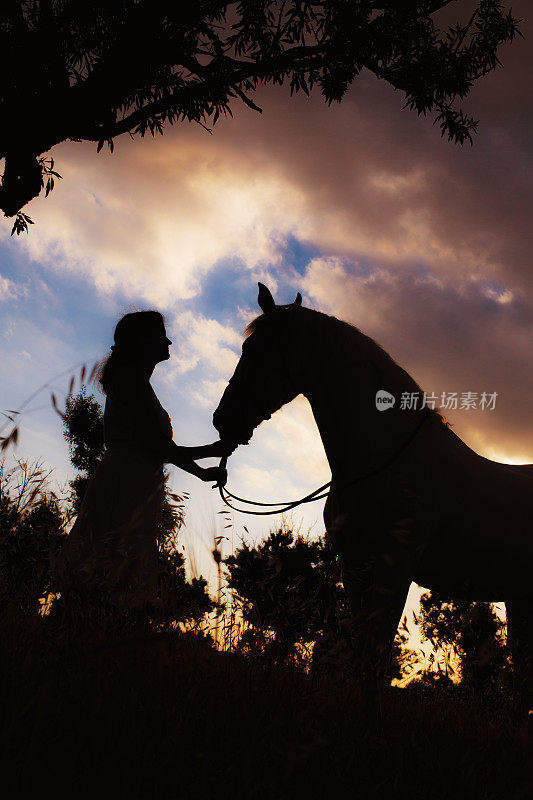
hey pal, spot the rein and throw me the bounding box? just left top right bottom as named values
left=217, top=409, right=432, bottom=516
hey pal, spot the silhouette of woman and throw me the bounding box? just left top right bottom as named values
left=55, top=310, right=232, bottom=613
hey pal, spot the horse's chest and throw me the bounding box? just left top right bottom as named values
left=324, top=475, right=420, bottom=533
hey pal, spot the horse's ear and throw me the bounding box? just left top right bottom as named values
left=293, top=292, right=302, bottom=306
left=258, top=283, right=276, bottom=315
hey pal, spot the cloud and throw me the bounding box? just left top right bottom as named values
left=0, top=137, right=310, bottom=307
left=1, top=4, right=529, bottom=312
left=261, top=395, right=330, bottom=487
left=0, top=0, right=530, bottom=526
left=169, top=310, right=241, bottom=376
left=158, top=310, right=243, bottom=418
left=301, top=256, right=533, bottom=458
left=0, top=275, right=25, bottom=302
left=223, top=395, right=330, bottom=519
left=190, top=378, right=231, bottom=411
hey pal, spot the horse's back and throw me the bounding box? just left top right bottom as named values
left=324, top=449, right=533, bottom=601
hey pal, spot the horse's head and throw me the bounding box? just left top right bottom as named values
left=213, top=283, right=303, bottom=445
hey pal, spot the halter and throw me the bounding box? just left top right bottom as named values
left=217, top=408, right=432, bottom=516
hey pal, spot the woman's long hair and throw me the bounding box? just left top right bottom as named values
left=98, top=311, right=165, bottom=394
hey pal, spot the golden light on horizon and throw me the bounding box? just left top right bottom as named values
left=479, top=446, right=533, bottom=466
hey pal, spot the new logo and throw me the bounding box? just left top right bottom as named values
left=375, top=390, right=395, bottom=411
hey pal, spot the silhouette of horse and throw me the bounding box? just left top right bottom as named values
left=213, top=283, right=533, bottom=705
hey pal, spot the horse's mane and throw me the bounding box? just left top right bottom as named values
left=244, top=307, right=449, bottom=427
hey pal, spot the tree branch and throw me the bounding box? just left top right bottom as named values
left=0, top=154, right=43, bottom=218
left=232, top=85, right=263, bottom=113
left=75, top=44, right=326, bottom=142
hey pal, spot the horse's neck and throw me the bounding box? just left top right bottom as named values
left=297, top=318, right=442, bottom=482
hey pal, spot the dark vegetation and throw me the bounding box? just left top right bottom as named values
left=1, top=1, right=520, bottom=233
left=0, top=388, right=530, bottom=798
left=2, top=616, right=529, bottom=800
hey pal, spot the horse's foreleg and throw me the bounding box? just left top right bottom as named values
left=506, top=597, right=533, bottom=764
left=506, top=598, right=533, bottom=710
left=329, top=512, right=423, bottom=679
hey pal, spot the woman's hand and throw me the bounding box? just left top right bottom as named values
left=175, top=440, right=239, bottom=462
left=202, top=465, right=228, bottom=487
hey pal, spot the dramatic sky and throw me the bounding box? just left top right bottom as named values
left=0, top=1, right=531, bottom=601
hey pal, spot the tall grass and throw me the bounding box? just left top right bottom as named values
left=1, top=542, right=531, bottom=800
left=1, top=375, right=530, bottom=798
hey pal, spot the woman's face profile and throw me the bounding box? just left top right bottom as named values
left=143, top=321, right=172, bottom=365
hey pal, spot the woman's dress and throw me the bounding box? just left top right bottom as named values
left=55, top=379, right=173, bottom=609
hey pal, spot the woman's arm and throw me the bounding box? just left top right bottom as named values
left=143, top=429, right=225, bottom=482
left=147, top=433, right=225, bottom=483
left=113, top=373, right=225, bottom=481
left=178, top=441, right=236, bottom=460
left=165, top=441, right=209, bottom=478
left=139, top=437, right=224, bottom=483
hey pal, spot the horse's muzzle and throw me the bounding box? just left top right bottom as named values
left=213, top=410, right=254, bottom=446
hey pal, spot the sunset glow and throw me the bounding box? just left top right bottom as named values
left=1, top=3, right=531, bottom=595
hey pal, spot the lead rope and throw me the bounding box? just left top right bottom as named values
left=216, top=410, right=431, bottom=516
